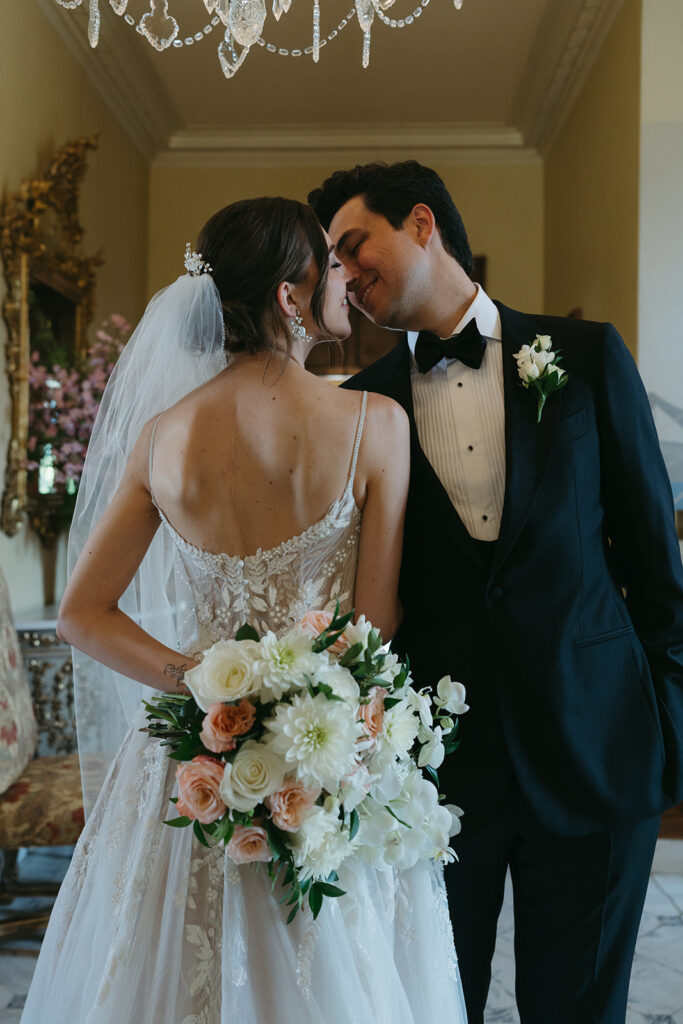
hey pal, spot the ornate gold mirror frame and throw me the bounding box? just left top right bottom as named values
left=1, top=136, right=102, bottom=543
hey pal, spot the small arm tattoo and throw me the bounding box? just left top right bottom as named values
left=163, top=662, right=191, bottom=692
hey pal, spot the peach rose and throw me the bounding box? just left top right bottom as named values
left=298, top=610, right=350, bottom=656
left=176, top=755, right=226, bottom=824
left=265, top=777, right=321, bottom=832
left=359, top=686, right=387, bottom=742
left=225, top=824, right=272, bottom=865
left=200, top=699, right=256, bottom=753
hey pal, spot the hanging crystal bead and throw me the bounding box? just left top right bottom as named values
left=203, top=0, right=218, bottom=12
left=218, top=26, right=250, bottom=76
left=313, top=0, right=320, bottom=62
left=453, top=0, right=463, bottom=7
left=362, top=29, right=371, bottom=67
left=55, top=0, right=84, bottom=8
left=355, top=0, right=373, bottom=32
left=228, top=0, right=266, bottom=48
left=272, top=0, right=291, bottom=21
left=88, top=0, right=100, bottom=46
left=139, top=0, right=180, bottom=51
left=109, top=0, right=128, bottom=14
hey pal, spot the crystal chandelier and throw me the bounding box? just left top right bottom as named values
left=55, top=0, right=464, bottom=78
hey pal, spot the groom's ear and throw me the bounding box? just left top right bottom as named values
left=410, top=203, right=437, bottom=249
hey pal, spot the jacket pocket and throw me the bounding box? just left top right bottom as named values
left=572, top=624, right=634, bottom=648
left=556, top=407, right=587, bottom=444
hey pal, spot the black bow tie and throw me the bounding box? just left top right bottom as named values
left=414, top=317, right=487, bottom=374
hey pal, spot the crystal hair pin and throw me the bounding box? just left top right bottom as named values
left=184, top=242, right=213, bottom=276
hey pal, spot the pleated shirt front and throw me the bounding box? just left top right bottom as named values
left=407, top=285, right=505, bottom=542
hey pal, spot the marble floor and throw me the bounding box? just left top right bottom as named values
left=0, top=843, right=682, bottom=1022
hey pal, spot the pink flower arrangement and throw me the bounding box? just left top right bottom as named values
left=25, top=314, right=130, bottom=506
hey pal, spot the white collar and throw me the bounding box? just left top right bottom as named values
left=406, top=284, right=502, bottom=355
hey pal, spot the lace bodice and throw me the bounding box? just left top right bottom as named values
left=149, top=392, right=367, bottom=654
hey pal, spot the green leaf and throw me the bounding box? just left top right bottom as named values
left=367, top=629, right=382, bottom=654
left=424, top=764, right=439, bottom=787
left=286, top=903, right=300, bottom=925
left=235, top=623, right=260, bottom=642
left=385, top=805, right=411, bottom=828
left=308, top=884, right=323, bottom=920
left=163, top=815, right=192, bottom=827
left=383, top=696, right=402, bottom=710
left=315, top=882, right=346, bottom=898
left=339, top=642, right=363, bottom=667
left=193, top=819, right=209, bottom=847
left=349, top=808, right=360, bottom=841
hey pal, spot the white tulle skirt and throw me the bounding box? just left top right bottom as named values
left=22, top=711, right=467, bottom=1024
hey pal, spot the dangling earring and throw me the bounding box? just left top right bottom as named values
left=290, top=308, right=312, bottom=343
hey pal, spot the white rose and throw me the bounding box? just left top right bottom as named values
left=519, top=358, right=539, bottom=380
left=535, top=334, right=552, bottom=351
left=514, top=344, right=532, bottom=362
left=340, top=759, right=375, bottom=812
left=550, top=365, right=565, bottom=380
left=219, top=740, right=285, bottom=813
left=435, top=676, right=469, bottom=716
left=185, top=638, right=261, bottom=711
left=530, top=348, right=553, bottom=370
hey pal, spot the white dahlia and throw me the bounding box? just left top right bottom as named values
left=254, top=627, right=318, bottom=701
left=382, top=700, right=420, bottom=757
left=291, top=805, right=358, bottom=880
left=264, top=690, right=363, bottom=791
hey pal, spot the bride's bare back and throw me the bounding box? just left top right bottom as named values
left=150, top=357, right=371, bottom=558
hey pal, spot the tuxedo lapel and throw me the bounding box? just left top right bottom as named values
left=494, top=303, right=564, bottom=572
left=371, top=337, right=493, bottom=573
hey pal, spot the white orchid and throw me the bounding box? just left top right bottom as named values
left=434, top=676, right=469, bottom=716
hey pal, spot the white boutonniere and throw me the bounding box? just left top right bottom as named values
left=513, top=334, right=568, bottom=423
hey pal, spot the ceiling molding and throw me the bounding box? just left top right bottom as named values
left=36, top=0, right=177, bottom=158
left=514, top=0, right=627, bottom=153
left=156, top=124, right=540, bottom=168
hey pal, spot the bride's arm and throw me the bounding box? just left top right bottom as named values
left=57, top=423, right=198, bottom=694
left=352, top=394, right=410, bottom=641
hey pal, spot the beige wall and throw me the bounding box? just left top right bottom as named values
left=544, top=0, right=641, bottom=353
left=148, top=159, right=544, bottom=312
left=0, top=4, right=149, bottom=615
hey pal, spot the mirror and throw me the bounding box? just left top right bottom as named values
left=1, top=136, right=102, bottom=546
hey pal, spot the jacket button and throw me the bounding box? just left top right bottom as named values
left=489, top=586, right=503, bottom=600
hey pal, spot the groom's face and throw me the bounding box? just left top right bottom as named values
left=329, top=195, right=428, bottom=330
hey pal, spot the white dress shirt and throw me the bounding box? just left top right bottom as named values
left=407, top=285, right=505, bottom=542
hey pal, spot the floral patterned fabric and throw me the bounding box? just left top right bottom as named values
left=0, top=753, right=83, bottom=848
left=0, top=567, right=37, bottom=796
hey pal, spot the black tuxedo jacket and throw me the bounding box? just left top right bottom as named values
left=343, top=302, right=683, bottom=836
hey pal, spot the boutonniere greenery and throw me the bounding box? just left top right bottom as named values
left=513, top=335, right=568, bottom=423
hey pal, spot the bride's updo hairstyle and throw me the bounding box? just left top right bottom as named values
left=197, top=197, right=332, bottom=357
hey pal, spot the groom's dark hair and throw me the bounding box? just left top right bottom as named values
left=308, top=161, right=474, bottom=276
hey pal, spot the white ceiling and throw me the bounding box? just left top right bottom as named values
left=37, top=0, right=626, bottom=161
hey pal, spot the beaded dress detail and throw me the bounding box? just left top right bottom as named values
left=21, top=390, right=466, bottom=1024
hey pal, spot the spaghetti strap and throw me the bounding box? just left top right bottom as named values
left=148, top=413, right=164, bottom=507
left=347, top=391, right=368, bottom=490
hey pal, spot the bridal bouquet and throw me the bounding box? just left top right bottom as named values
left=144, top=607, right=468, bottom=922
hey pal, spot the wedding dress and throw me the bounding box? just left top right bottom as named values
left=21, top=392, right=467, bottom=1024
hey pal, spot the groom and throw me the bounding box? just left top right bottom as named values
left=309, top=162, right=683, bottom=1024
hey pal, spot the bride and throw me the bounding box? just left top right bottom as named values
left=21, top=197, right=467, bottom=1023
